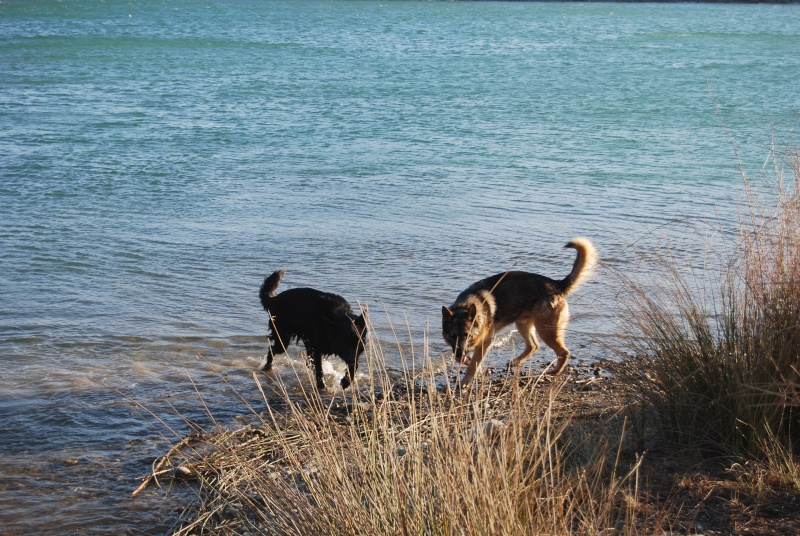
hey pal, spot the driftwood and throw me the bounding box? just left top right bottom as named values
left=132, top=435, right=206, bottom=497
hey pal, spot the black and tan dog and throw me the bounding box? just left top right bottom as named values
left=442, top=238, right=597, bottom=385
left=259, top=270, right=367, bottom=390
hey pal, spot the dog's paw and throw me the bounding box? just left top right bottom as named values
left=258, top=361, right=273, bottom=372
left=340, top=376, right=352, bottom=390
left=455, top=379, right=475, bottom=393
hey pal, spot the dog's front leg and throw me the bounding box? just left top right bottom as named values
left=340, top=359, right=356, bottom=390
left=460, top=339, right=490, bottom=386
left=311, top=350, right=325, bottom=390
left=260, top=352, right=274, bottom=372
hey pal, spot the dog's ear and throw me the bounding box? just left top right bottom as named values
left=442, top=306, right=454, bottom=319
left=354, top=313, right=367, bottom=333
left=467, top=303, right=477, bottom=321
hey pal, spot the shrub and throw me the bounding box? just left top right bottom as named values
left=621, top=144, right=800, bottom=470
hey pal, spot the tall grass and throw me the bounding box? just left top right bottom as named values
left=621, top=144, right=800, bottom=469
left=143, top=321, right=658, bottom=535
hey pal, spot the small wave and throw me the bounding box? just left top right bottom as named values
left=5, top=336, right=46, bottom=345
left=206, top=339, right=231, bottom=349
left=489, top=329, right=517, bottom=349
left=112, top=335, right=153, bottom=344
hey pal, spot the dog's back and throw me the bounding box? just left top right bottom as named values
left=262, top=286, right=358, bottom=347
left=460, top=271, right=562, bottom=327
left=456, top=238, right=597, bottom=303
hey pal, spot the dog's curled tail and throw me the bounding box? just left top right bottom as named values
left=561, top=237, right=598, bottom=295
left=259, top=270, right=286, bottom=310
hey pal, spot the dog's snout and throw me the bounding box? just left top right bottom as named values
left=453, top=345, right=470, bottom=365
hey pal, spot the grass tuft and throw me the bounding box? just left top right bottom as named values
left=620, top=143, right=800, bottom=476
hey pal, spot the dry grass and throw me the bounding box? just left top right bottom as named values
left=619, top=143, right=800, bottom=475
left=135, top=335, right=665, bottom=535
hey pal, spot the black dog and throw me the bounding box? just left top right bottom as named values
left=259, top=270, right=367, bottom=390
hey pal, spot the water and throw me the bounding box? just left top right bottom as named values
left=1, top=0, right=799, bottom=532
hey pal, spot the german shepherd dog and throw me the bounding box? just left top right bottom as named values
left=259, top=270, right=368, bottom=390
left=442, top=238, right=597, bottom=385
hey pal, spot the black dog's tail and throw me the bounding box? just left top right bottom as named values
left=259, top=270, right=285, bottom=310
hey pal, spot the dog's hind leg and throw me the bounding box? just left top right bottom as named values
left=531, top=300, right=572, bottom=375
left=261, top=330, right=288, bottom=371
left=260, top=339, right=275, bottom=371
left=261, top=320, right=289, bottom=371
left=259, top=337, right=280, bottom=371
left=537, top=319, right=571, bottom=375
left=540, top=331, right=569, bottom=374
left=507, top=320, right=540, bottom=372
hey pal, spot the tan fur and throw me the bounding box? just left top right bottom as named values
left=442, top=237, right=597, bottom=385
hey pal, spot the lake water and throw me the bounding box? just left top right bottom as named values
left=1, top=0, right=799, bottom=533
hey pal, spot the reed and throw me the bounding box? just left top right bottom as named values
left=620, top=144, right=800, bottom=472
left=141, top=318, right=657, bottom=535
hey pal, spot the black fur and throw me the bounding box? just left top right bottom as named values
left=259, top=270, right=367, bottom=390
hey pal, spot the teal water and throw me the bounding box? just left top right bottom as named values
left=1, top=0, right=799, bottom=532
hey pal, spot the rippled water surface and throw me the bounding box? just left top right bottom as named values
left=1, top=0, right=799, bottom=532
